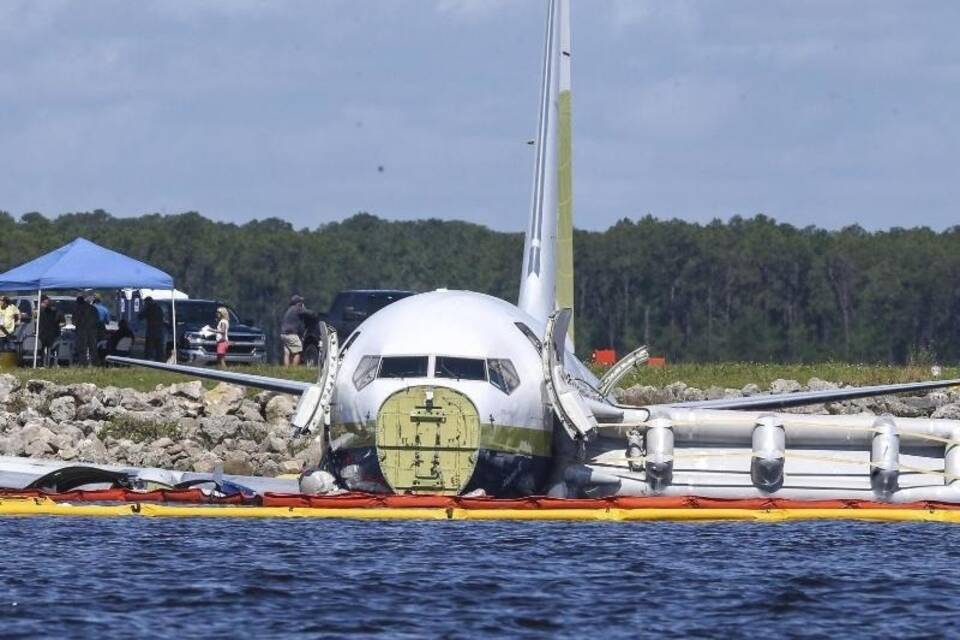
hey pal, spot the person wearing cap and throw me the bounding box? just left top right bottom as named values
left=0, top=296, right=20, bottom=348
left=280, top=295, right=309, bottom=367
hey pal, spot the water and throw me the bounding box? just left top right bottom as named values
left=0, top=518, right=957, bottom=638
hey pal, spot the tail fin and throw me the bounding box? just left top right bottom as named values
left=518, top=0, right=561, bottom=325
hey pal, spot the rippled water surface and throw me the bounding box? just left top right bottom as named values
left=1, top=518, right=958, bottom=638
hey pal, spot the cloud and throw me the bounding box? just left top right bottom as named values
left=607, top=0, right=700, bottom=34
left=434, top=0, right=512, bottom=21
left=0, top=1, right=958, bottom=232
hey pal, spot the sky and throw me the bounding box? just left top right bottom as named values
left=1, top=0, right=958, bottom=232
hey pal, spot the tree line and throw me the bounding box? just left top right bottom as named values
left=0, top=209, right=956, bottom=364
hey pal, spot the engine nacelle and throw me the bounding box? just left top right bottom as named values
left=645, top=416, right=674, bottom=493
left=751, top=415, right=785, bottom=493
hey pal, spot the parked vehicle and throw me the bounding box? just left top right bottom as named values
left=301, top=289, right=416, bottom=365
left=122, top=297, right=267, bottom=365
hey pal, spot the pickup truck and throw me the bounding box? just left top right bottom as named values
left=300, top=289, right=415, bottom=365
left=126, top=298, right=268, bottom=365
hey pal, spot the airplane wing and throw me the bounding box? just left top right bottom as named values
left=660, top=378, right=960, bottom=411
left=106, top=356, right=310, bottom=395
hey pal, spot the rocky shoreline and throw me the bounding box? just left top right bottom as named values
left=2, top=374, right=960, bottom=476
left=617, top=377, right=960, bottom=419
left=0, top=374, right=320, bottom=477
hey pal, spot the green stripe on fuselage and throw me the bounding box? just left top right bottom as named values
left=556, top=88, right=574, bottom=342
left=479, top=423, right=552, bottom=457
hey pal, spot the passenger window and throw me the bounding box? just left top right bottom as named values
left=353, top=355, right=380, bottom=390
left=488, top=359, right=520, bottom=395
left=435, top=356, right=486, bottom=381
left=378, top=356, right=429, bottom=378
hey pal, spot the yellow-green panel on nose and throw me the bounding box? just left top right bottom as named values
left=376, top=386, right=480, bottom=495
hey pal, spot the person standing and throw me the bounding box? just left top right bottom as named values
left=38, top=296, right=64, bottom=366
left=0, top=297, right=20, bottom=349
left=280, top=295, right=308, bottom=367
left=140, top=297, right=166, bottom=362
left=215, top=306, right=230, bottom=368
left=74, top=296, right=98, bottom=366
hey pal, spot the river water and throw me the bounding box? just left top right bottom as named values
left=0, top=518, right=957, bottom=638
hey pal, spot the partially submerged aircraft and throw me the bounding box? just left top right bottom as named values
left=100, top=0, right=960, bottom=503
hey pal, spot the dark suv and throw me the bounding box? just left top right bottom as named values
left=301, top=289, right=415, bottom=365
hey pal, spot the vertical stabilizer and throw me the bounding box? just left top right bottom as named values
left=555, top=0, right=575, bottom=344
left=518, top=0, right=561, bottom=325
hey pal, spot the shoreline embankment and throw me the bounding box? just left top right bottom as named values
left=1, top=374, right=959, bottom=474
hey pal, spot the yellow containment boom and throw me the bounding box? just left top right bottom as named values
left=4, top=497, right=960, bottom=523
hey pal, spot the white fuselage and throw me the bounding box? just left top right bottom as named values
left=327, top=290, right=592, bottom=495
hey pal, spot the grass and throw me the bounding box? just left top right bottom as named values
left=2, top=361, right=956, bottom=393
left=617, top=362, right=960, bottom=390
left=4, top=364, right=317, bottom=392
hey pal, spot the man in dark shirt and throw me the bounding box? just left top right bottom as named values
left=280, top=294, right=309, bottom=367
left=140, top=297, right=166, bottom=362
left=74, top=296, right=99, bottom=366
left=37, top=296, right=64, bottom=366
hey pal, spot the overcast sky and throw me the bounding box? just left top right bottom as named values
left=1, top=1, right=958, bottom=232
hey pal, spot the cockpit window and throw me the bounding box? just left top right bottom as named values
left=487, top=359, right=520, bottom=395
left=378, top=356, right=429, bottom=379
left=514, top=322, right=542, bottom=352
left=340, top=330, right=360, bottom=355
left=435, top=356, right=487, bottom=381
left=352, top=355, right=380, bottom=390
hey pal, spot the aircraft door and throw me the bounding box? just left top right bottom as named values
left=376, top=386, right=480, bottom=495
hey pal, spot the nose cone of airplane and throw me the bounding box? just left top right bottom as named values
left=376, top=385, right=480, bottom=495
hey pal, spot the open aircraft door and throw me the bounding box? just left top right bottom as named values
left=291, top=322, right=340, bottom=450
left=542, top=308, right=599, bottom=442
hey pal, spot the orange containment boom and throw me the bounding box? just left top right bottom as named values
left=4, top=489, right=960, bottom=522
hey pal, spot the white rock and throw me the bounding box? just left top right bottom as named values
left=770, top=379, right=802, bottom=394
left=261, top=435, right=288, bottom=455
left=236, top=399, right=264, bottom=423
left=806, top=377, right=839, bottom=392
left=76, top=435, right=109, bottom=463
left=66, top=383, right=98, bottom=405
left=265, top=395, right=295, bottom=424
left=222, top=451, right=254, bottom=476
left=198, top=416, right=241, bottom=444
left=932, top=403, right=960, bottom=420
left=170, top=380, right=204, bottom=402
left=203, top=383, right=244, bottom=417
left=0, top=374, right=20, bottom=403
left=279, top=459, right=304, bottom=474
left=48, top=396, right=77, bottom=423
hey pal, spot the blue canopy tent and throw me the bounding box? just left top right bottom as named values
left=0, top=238, right=177, bottom=367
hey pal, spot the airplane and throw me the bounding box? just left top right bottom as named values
left=109, top=0, right=960, bottom=503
